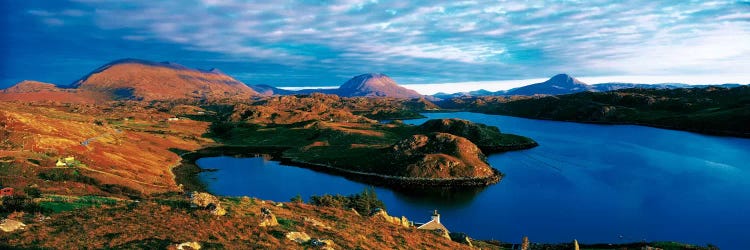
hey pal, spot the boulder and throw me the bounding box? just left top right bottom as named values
left=174, top=241, right=201, bottom=250
left=190, top=192, right=219, bottom=208
left=258, top=208, right=278, bottom=227
left=370, top=209, right=410, bottom=228
left=285, top=231, right=311, bottom=244
left=303, top=217, right=330, bottom=230
left=310, top=238, right=336, bottom=249
left=190, top=192, right=225, bottom=216
left=0, top=219, right=26, bottom=232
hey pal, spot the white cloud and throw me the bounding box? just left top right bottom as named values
left=42, top=0, right=748, bottom=83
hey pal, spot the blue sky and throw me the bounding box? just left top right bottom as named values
left=1, top=0, right=749, bottom=92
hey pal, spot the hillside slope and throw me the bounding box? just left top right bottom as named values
left=72, top=59, right=257, bottom=101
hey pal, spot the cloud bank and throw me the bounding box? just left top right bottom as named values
left=6, top=0, right=750, bottom=87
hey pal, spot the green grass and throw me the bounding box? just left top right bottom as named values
left=39, top=195, right=119, bottom=213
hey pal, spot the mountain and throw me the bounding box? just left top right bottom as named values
left=248, top=84, right=297, bottom=96
left=336, top=73, right=422, bottom=98
left=72, top=58, right=257, bottom=101
left=0, top=80, right=106, bottom=103
left=505, top=74, right=593, bottom=96
left=592, top=83, right=691, bottom=91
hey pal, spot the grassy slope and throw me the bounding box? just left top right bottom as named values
left=2, top=196, right=472, bottom=249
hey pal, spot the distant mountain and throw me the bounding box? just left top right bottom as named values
left=505, top=74, right=593, bottom=96
left=2, top=80, right=62, bottom=93
left=73, top=58, right=257, bottom=101
left=432, top=89, right=506, bottom=99
left=248, top=84, right=297, bottom=96
left=592, top=83, right=691, bottom=91
left=336, top=73, right=421, bottom=98
left=0, top=80, right=107, bottom=103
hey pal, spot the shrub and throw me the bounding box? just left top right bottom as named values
left=24, top=186, right=42, bottom=198
left=290, top=194, right=303, bottom=203
left=309, top=187, right=385, bottom=215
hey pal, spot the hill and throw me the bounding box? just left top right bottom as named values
left=505, top=74, right=593, bottom=96
left=417, top=118, right=538, bottom=153
left=336, top=73, right=422, bottom=98
left=442, top=86, right=750, bottom=137
left=72, top=59, right=258, bottom=101
left=0, top=80, right=105, bottom=103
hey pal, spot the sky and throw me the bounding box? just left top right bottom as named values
left=1, top=0, right=749, bottom=93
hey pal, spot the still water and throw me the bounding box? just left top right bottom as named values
left=199, top=112, right=750, bottom=249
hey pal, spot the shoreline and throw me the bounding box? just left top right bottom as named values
left=437, top=109, right=750, bottom=139
left=172, top=145, right=504, bottom=193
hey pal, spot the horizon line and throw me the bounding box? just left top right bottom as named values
left=277, top=74, right=750, bottom=95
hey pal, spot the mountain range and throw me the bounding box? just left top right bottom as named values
left=2, top=58, right=745, bottom=102
left=433, top=74, right=743, bottom=99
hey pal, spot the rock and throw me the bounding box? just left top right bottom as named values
left=640, top=247, right=663, bottom=250
left=449, top=232, right=473, bottom=247
left=258, top=208, right=278, bottom=227
left=190, top=192, right=225, bottom=216
left=285, top=231, right=311, bottom=244
left=350, top=208, right=360, bottom=216
left=370, top=209, right=410, bottom=228
left=0, top=219, right=27, bottom=232
left=303, top=217, right=330, bottom=230
left=175, top=241, right=201, bottom=250
left=240, top=196, right=252, bottom=205
left=211, top=206, right=227, bottom=216
left=190, top=192, right=219, bottom=208
left=309, top=238, right=335, bottom=249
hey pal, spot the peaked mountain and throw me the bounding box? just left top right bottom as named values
left=505, top=74, right=593, bottom=96
left=72, top=58, right=257, bottom=101
left=336, top=73, right=421, bottom=98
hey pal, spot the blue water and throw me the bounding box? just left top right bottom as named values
left=198, top=112, right=750, bottom=249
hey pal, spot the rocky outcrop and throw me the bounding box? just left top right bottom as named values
left=285, top=231, right=311, bottom=244
left=310, top=238, right=336, bottom=249
left=449, top=232, right=473, bottom=247
left=388, top=133, right=494, bottom=179
left=174, top=241, right=201, bottom=250
left=417, top=118, right=537, bottom=153
left=303, top=217, right=331, bottom=230
left=190, top=192, right=225, bottom=216
left=258, top=208, right=279, bottom=227
left=371, top=209, right=411, bottom=228
left=0, top=219, right=26, bottom=232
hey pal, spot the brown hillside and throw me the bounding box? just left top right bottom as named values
left=389, top=133, right=493, bottom=178
left=0, top=81, right=104, bottom=103
left=74, top=59, right=257, bottom=101
left=0, top=101, right=212, bottom=195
